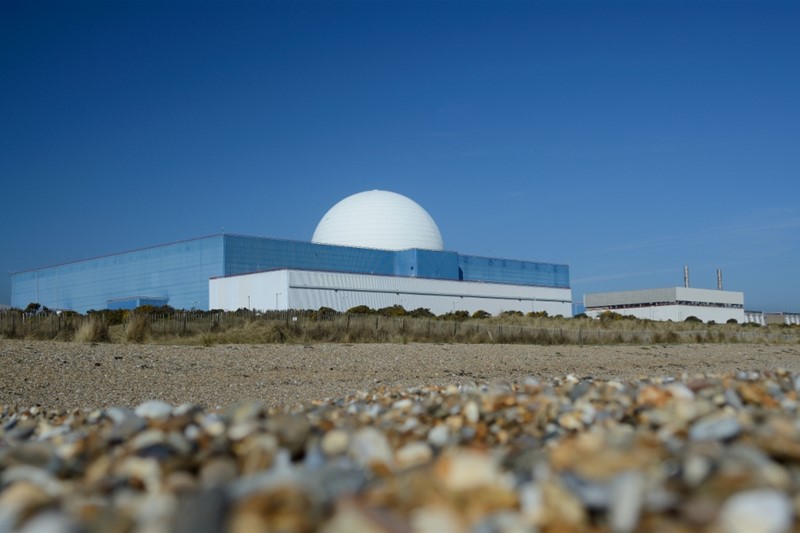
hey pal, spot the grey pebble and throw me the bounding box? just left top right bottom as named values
left=689, top=414, right=741, bottom=441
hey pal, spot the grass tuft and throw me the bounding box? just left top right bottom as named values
left=124, top=315, right=150, bottom=344
left=74, top=318, right=109, bottom=343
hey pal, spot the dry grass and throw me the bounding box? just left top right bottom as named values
left=73, top=317, right=109, bottom=343
left=1, top=309, right=798, bottom=346
left=123, top=314, right=150, bottom=344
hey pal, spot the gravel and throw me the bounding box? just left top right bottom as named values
left=4, top=339, right=800, bottom=532
left=1, top=339, right=799, bottom=410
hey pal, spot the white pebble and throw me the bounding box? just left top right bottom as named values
left=350, top=427, right=393, bottom=468
left=718, top=489, right=793, bottom=533
left=135, top=400, right=173, bottom=420
left=609, top=471, right=645, bottom=533
left=464, top=401, right=479, bottom=424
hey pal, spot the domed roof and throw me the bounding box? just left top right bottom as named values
left=312, top=190, right=444, bottom=251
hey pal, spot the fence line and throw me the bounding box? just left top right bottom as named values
left=0, top=309, right=798, bottom=345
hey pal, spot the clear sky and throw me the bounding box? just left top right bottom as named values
left=1, top=1, right=798, bottom=312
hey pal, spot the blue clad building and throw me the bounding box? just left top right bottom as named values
left=11, top=191, right=571, bottom=315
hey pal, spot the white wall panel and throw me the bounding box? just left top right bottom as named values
left=586, top=305, right=745, bottom=324
left=585, top=288, right=744, bottom=308
left=210, top=269, right=573, bottom=316
left=209, top=271, right=288, bottom=311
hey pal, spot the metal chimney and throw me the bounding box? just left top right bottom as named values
left=684, top=265, right=690, bottom=288
left=717, top=269, right=723, bottom=291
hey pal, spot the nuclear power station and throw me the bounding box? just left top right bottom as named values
left=11, top=190, right=572, bottom=316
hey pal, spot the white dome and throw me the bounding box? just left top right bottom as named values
left=312, top=190, right=444, bottom=251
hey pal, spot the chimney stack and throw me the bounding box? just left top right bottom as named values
left=717, top=269, right=723, bottom=291
left=684, top=265, right=690, bottom=288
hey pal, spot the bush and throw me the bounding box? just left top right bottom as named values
left=726, top=318, right=738, bottom=325
left=134, top=305, right=175, bottom=316
left=599, top=311, right=624, bottom=321
left=346, top=305, right=373, bottom=315
left=408, top=308, right=435, bottom=318
left=684, top=316, right=702, bottom=323
left=311, top=307, right=337, bottom=321
left=500, top=310, right=524, bottom=318
left=440, top=310, right=470, bottom=321
left=377, top=305, right=407, bottom=317
left=88, top=309, right=127, bottom=326
left=472, top=310, right=491, bottom=319
left=527, top=311, right=549, bottom=318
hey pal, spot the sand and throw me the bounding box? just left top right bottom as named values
left=1, top=339, right=799, bottom=410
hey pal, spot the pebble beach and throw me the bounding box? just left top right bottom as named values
left=2, top=340, right=800, bottom=532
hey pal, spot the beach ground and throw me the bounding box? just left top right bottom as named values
left=2, top=339, right=798, bottom=409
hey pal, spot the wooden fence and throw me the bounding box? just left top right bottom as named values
left=0, top=309, right=798, bottom=345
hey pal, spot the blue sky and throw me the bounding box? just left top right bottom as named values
left=1, top=1, right=798, bottom=312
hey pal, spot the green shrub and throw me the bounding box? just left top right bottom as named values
left=439, top=310, right=470, bottom=321
left=408, top=308, right=435, bottom=318
left=726, top=318, right=738, bottom=325
left=527, top=311, right=549, bottom=318
left=599, top=311, right=624, bottom=321
left=472, top=310, right=491, bottom=319
left=684, top=316, right=702, bottom=323
left=134, top=304, right=175, bottom=316
left=346, top=305, right=373, bottom=315
left=311, top=307, right=337, bottom=321
left=377, top=305, right=407, bottom=317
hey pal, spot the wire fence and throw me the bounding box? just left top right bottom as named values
left=2, top=308, right=798, bottom=345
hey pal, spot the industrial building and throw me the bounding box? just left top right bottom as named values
left=584, top=267, right=747, bottom=323
left=11, top=190, right=572, bottom=316
left=584, top=287, right=746, bottom=323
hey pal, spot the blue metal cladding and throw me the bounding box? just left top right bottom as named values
left=405, top=249, right=460, bottom=280
left=458, top=254, right=570, bottom=288
left=222, top=236, right=567, bottom=287
left=11, top=233, right=569, bottom=312
left=224, top=235, right=397, bottom=277
left=108, top=297, right=170, bottom=310
left=11, top=236, right=225, bottom=313
left=393, top=250, right=418, bottom=277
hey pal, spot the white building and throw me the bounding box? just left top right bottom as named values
left=210, top=269, right=571, bottom=316
left=584, top=287, right=745, bottom=323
